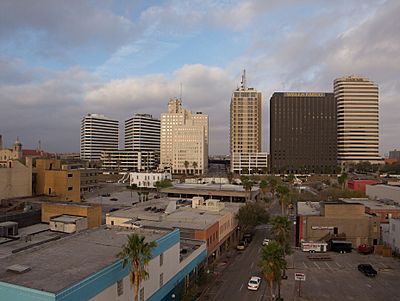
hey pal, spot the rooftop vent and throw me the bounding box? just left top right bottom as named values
left=7, top=264, right=31, bottom=274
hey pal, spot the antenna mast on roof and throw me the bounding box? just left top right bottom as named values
left=240, top=69, right=246, bottom=89
left=180, top=82, right=182, bottom=101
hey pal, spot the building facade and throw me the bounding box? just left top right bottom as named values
left=334, top=76, right=381, bottom=165
left=160, top=98, right=208, bottom=174
left=125, top=114, right=160, bottom=162
left=101, top=150, right=155, bottom=171
left=80, top=114, right=119, bottom=161
left=0, top=159, right=32, bottom=200
left=270, top=92, right=337, bottom=174
left=35, top=159, right=81, bottom=202
left=230, top=71, right=264, bottom=174
left=296, top=201, right=380, bottom=247
left=231, top=152, right=268, bottom=174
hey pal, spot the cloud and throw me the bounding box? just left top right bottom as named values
left=85, top=64, right=235, bottom=154
left=0, top=0, right=136, bottom=60
left=0, top=0, right=399, bottom=157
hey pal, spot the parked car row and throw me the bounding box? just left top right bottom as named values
left=237, top=232, right=253, bottom=250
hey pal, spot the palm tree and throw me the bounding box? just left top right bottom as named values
left=259, top=180, right=268, bottom=196
left=241, top=176, right=253, bottom=202
left=267, top=176, right=278, bottom=196
left=259, top=241, right=287, bottom=300
left=270, top=216, right=291, bottom=290
left=276, top=185, right=290, bottom=215
left=192, top=161, right=198, bottom=175
left=117, top=234, right=157, bottom=301
left=338, top=172, right=348, bottom=190
left=270, top=216, right=291, bottom=254
left=184, top=161, right=189, bottom=175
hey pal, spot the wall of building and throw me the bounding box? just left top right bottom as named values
left=384, top=218, right=400, bottom=254
left=195, top=222, right=219, bottom=256
left=322, top=203, right=365, bottom=217
left=348, top=180, right=382, bottom=193
left=0, top=160, right=32, bottom=200
left=36, top=159, right=81, bottom=202
left=129, top=172, right=171, bottom=188
left=300, top=215, right=380, bottom=247
left=42, top=203, right=102, bottom=229
left=218, top=212, right=233, bottom=243
left=366, top=184, right=400, bottom=204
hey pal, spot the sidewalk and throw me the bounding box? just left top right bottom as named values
left=198, top=249, right=237, bottom=300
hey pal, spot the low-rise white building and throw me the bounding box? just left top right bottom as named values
left=382, top=218, right=400, bottom=254
left=129, top=171, right=172, bottom=188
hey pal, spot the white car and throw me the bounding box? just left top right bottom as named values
left=247, top=276, right=261, bottom=291
left=262, top=238, right=270, bottom=246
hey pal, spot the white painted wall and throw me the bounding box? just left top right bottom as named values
left=129, top=172, right=172, bottom=188
left=386, top=218, right=400, bottom=253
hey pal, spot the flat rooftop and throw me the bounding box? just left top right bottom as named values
left=167, top=183, right=259, bottom=192
left=108, top=198, right=242, bottom=230
left=0, top=226, right=168, bottom=293
left=341, top=198, right=400, bottom=210
left=297, top=202, right=321, bottom=216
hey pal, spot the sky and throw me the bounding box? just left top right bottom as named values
left=0, top=0, right=399, bottom=156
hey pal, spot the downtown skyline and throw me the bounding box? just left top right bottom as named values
left=0, top=0, right=399, bottom=155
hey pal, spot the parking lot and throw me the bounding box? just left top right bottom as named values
left=282, top=249, right=400, bottom=300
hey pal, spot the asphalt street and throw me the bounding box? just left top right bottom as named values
left=202, top=226, right=273, bottom=301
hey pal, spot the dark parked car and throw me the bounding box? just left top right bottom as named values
left=243, top=233, right=253, bottom=244
left=101, top=193, right=111, bottom=197
left=110, top=198, right=118, bottom=201
left=358, top=264, right=377, bottom=277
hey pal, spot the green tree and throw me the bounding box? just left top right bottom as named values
left=236, top=203, right=269, bottom=234
left=259, top=241, right=287, bottom=300
left=117, top=234, right=157, bottom=301
left=154, top=179, right=172, bottom=197
left=276, top=185, right=290, bottom=215
left=227, top=172, right=234, bottom=184
left=184, top=161, right=190, bottom=175
left=241, top=176, right=254, bottom=202
left=338, top=172, right=348, bottom=190
left=286, top=173, right=295, bottom=185
left=267, top=176, right=279, bottom=196
left=270, top=216, right=291, bottom=255
left=259, top=180, right=268, bottom=195
left=192, top=161, right=198, bottom=175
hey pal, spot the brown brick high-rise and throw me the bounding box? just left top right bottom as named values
left=270, top=92, right=337, bottom=174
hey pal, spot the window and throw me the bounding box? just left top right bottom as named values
left=160, top=252, right=164, bottom=266
left=160, top=273, right=164, bottom=287
left=68, top=174, right=73, bottom=178
left=117, top=280, right=123, bottom=296
left=68, top=187, right=73, bottom=191
left=140, top=288, right=144, bottom=301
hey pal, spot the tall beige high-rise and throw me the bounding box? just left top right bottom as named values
left=334, top=76, right=381, bottom=164
left=230, top=71, right=263, bottom=173
left=160, top=98, right=208, bottom=174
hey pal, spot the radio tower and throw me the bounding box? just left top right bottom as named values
left=240, top=69, right=246, bottom=89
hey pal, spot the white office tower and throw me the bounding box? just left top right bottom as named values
left=124, top=114, right=160, bottom=161
left=334, top=76, right=381, bottom=165
left=160, top=98, right=208, bottom=174
left=80, top=114, right=119, bottom=161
